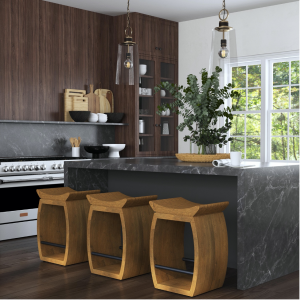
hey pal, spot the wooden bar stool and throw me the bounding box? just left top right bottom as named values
left=87, top=192, right=157, bottom=280
left=149, top=197, right=229, bottom=297
left=37, top=187, right=100, bottom=266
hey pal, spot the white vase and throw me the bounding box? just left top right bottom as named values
left=161, top=90, right=166, bottom=97
left=139, top=64, right=147, bottom=76
left=166, top=109, right=170, bottom=116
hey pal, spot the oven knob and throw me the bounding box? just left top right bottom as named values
left=58, top=164, right=64, bottom=169
left=16, top=165, right=21, bottom=171
left=9, top=166, right=15, bottom=172
left=41, top=164, right=46, bottom=170
left=3, top=166, right=9, bottom=172
left=22, top=165, right=29, bottom=171
left=35, top=165, right=41, bottom=171
left=29, top=165, right=35, bottom=171
left=52, top=164, right=58, bottom=170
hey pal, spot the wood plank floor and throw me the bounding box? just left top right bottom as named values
left=0, top=237, right=298, bottom=299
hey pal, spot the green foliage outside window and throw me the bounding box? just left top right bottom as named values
left=231, top=61, right=299, bottom=161
left=271, top=60, right=299, bottom=160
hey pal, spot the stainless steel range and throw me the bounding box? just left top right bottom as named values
left=0, top=156, right=89, bottom=241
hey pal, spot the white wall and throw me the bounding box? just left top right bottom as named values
left=178, top=1, right=299, bottom=153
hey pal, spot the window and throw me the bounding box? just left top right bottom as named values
left=230, top=63, right=262, bottom=159
left=225, top=52, right=299, bottom=162
left=270, top=59, right=299, bottom=161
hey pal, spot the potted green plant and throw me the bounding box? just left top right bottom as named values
left=154, top=67, right=240, bottom=159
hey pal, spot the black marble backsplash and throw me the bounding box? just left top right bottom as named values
left=0, top=122, right=115, bottom=158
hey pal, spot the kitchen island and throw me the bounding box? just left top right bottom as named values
left=64, top=157, right=299, bottom=290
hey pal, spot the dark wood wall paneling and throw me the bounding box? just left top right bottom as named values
left=0, top=0, right=112, bottom=121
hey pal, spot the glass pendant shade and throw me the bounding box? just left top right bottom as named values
left=209, top=29, right=237, bottom=76
left=115, top=43, right=139, bottom=85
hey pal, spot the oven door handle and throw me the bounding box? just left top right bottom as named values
left=0, top=176, right=63, bottom=184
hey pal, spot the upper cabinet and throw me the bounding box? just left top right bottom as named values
left=137, top=14, right=178, bottom=61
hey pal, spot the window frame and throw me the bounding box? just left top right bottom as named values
left=222, top=50, right=299, bottom=163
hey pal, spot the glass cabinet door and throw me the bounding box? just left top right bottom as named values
left=138, top=59, right=155, bottom=154
left=158, top=62, right=176, bottom=154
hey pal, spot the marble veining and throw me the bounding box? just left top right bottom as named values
left=65, top=158, right=299, bottom=290
left=0, top=122, right=115, bottom=158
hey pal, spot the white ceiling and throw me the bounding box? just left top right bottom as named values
left=44, top=0, right=297, bottom=22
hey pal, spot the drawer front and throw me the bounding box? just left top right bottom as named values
left=0, top=209, right=38, bottom=224
left=0, top=220, right=37, bottom=241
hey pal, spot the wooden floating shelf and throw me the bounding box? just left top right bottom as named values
left=161, top=135, right=174, bottom=137
left=139, top=115, right=154, bottom=117
left=139, top=134, right=153, bottom=137
left=161, top=97, right=174, bottom=99
left=139, top=95, right=154, bottom=98
left=161, top=116, right=174, bottom=118
left=161, top=77, right=174, bottom=81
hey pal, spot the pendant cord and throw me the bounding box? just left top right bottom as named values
left=127, top=0, right=130, bottom=32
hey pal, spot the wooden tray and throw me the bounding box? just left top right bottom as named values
left=176, top=153, right=230, bottom=163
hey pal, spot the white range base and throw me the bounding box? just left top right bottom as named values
left=0, top=209, right=37, bottom=241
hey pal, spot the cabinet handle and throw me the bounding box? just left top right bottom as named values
left=155, top=47, right=162, bottom=51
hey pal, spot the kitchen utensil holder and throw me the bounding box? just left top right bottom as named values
left=72, top=147, right=80, bottom=157
left=37, top=187, right=100, bottom=266
left=87, top=192, right=157, bottom=280
left=149, top=197, right=229, bottom=297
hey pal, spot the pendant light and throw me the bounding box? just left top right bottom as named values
left=115, top=0, right=138, bottom=86
left=208, top=0, right=237, bottom=76
left=215, top=0, right=232, bottom=59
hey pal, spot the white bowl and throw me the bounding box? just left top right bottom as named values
left=97, top=113, right=108, bottom=123
left=102, top=144, right=126, bottom=158
left=139, top=64, right=147, bottom=76
left=88, top=113, right=98, bottom=122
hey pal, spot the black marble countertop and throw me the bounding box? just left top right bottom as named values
left=64, top=157, right=299, bottom=176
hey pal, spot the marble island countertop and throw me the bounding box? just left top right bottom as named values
left=64, top=156, right=299, bottom=291
left=64, top=157, right=299, bottom=177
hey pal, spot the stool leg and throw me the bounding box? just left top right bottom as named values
left=150, top=215, right=191, bottom=295
left=191, top=212, right=228, bottom=296
left=37, top=201, right=67, bottom=265
left=65, top=200, right=90, bottom=265
left=88, top=207, right=123, bottom=278
left=121, top=205, right=153, bottom=279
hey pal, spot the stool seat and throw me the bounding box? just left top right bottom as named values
left=150, top=197, right=229, bottom=217
left=37, top=187, right=100, bottom=201
left=87, top=191, right=157, bottom=208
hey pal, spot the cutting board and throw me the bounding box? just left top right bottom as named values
left=86, top=84, right=100, bottom=114
left=64, top=89, right=86, bottom=122
left=65, top=89, right=86, bottom=95
left=94, top=89, right=114, bottom=113
left=72, top=97, right=89, bottom=111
